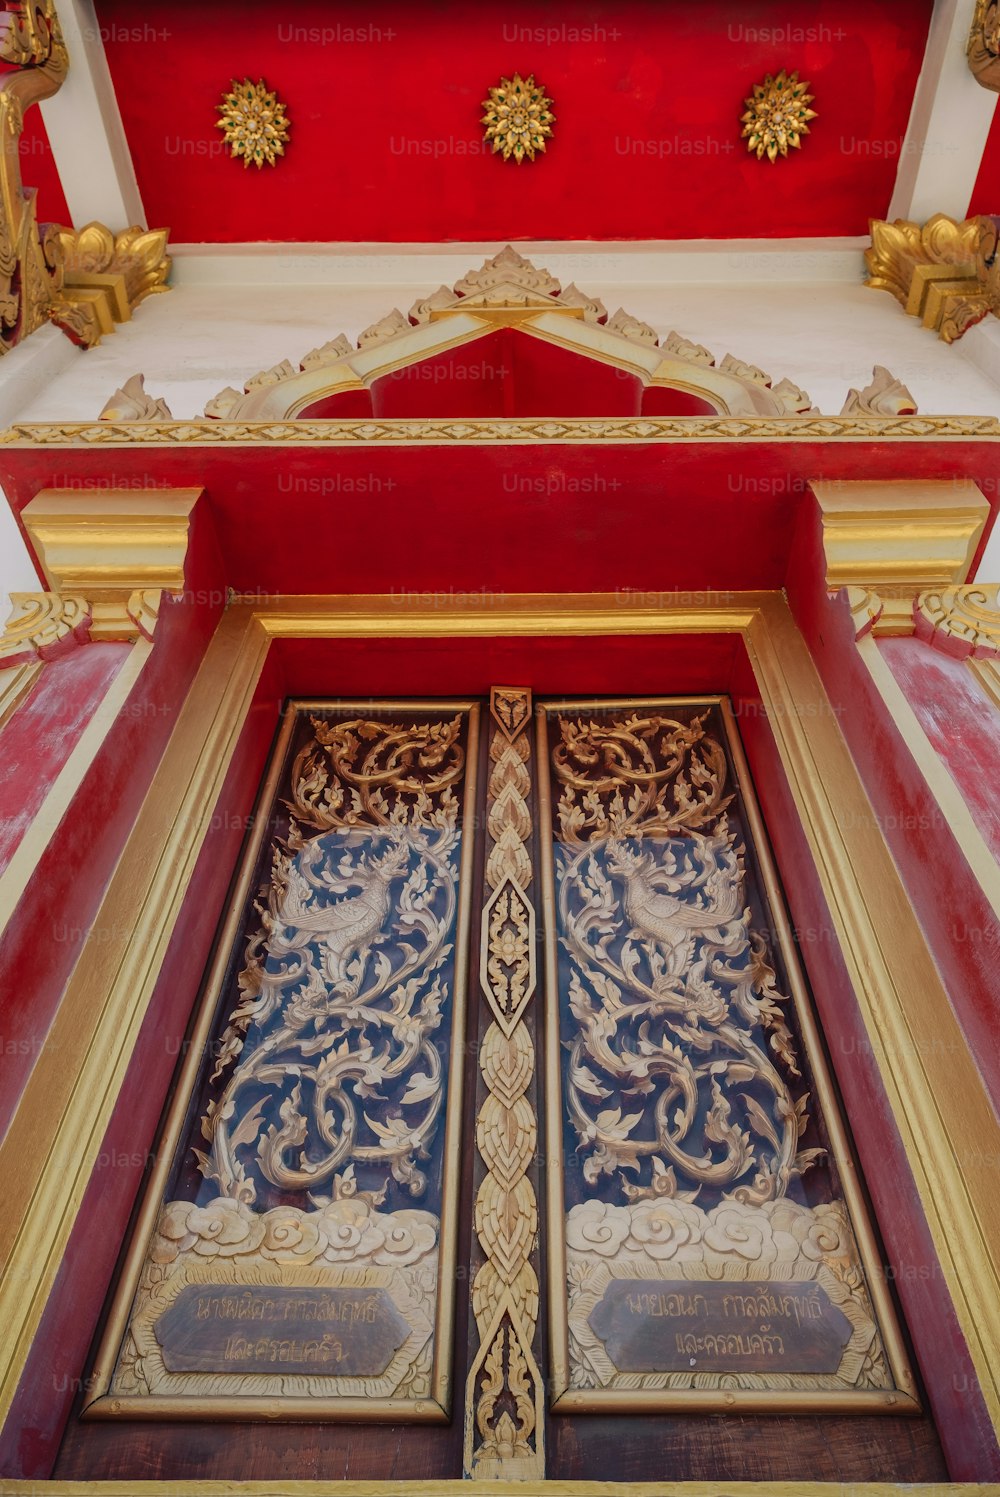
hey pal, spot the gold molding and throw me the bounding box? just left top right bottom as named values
left=0, top=660, right=41, bottom=727
left=21, top=488, right=200, bottom=639
left=2, top=593, right=1000, bottom=1476
left=865, top=215, right=994, bottom=343
left=4, top=415, right=1000, bottom=448
left=814, top=479, right=989, bottom=635
left=0, top=1482, right=994, bottom=1496
left=971, top=654, right=1000, bottom=708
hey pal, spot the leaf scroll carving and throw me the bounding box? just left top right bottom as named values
left=552, top=710, right=822, bottom=1209
left=198, top=714, right=468, bottom=1209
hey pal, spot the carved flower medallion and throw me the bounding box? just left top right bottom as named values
left=216, top=78, right=290, bottom=168
left=740, top=70, right=816, bottom=162
left=482, top=72, right=554, bottom=163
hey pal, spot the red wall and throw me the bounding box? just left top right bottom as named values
left=94, top=0, right=930, bottom=241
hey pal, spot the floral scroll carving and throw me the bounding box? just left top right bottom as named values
left=110, top=708, right=473, bottom=1411
left=545, top=702, right=908, bottom=1408
left=552, top=711, right=821, bottom=1208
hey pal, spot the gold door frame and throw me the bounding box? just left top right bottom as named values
left=1, top=590, right=998, bottom=1496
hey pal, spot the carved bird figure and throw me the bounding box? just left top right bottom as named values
left=276, top=837, right=411, bottom=992
left=605, top=832, right=741, bottom=943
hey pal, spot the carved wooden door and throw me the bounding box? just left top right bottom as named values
left=55, top=691, right=947, bottom=1483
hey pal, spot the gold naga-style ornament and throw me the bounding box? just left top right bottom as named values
left=216, top=78, right=290, bottom=168
left=741, top=69, right=816, bottom=162
left=481, top=72, right=554, bottom=163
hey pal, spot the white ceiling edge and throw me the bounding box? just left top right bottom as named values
left=168, top=238, right=871, bottom=288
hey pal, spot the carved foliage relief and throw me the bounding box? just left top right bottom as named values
left=540, top=701, right=910, bottom=1407
left=105, top=704, right=477, bottom=1414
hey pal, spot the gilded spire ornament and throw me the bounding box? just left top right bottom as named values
left=216, top=78, right=290, bottom=168
left=741, top=69, right=816, bottom=162
left=481, top=72, right=554, bottom=163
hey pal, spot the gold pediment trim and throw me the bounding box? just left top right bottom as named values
left=4, top=415, right=1000, bottom=448
left=176, top=245, right=823, bottom=423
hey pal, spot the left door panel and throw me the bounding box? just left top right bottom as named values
left=84, top=699, right=480, bottom=1423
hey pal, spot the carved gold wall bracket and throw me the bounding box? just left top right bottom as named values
left=46, top=224, right=172, bottom=350
left=465, top=686, right=544, bottom=1480
left=864, top=214, right=998, bottom=343
left=969, top=0, right=1000, bottom=90
left=0, top=590, right=90, bottom=725
left=0, top=1, right=171, bottom=354
left=914, top=583, right=1000, bottom=656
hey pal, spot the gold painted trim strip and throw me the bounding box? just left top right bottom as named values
left=0, top=611, right=271, bottom=1431
left=2, top=415, right=1000, bottom=446
left=0, top=660, right=41, bottom=728
left=0, top=1482, right=994, bottom=1496
left=745, top=595, right=1000, bottom=1434
left=970, top=656, right=1000, bottom=710
left=0, top=639, right=153, bottom=933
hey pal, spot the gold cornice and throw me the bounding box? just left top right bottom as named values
left=21, top=488, right=200, bottom=639
left=815, top=479, right=989, bottom=635
left=3, top=415, right=1000, bottom=448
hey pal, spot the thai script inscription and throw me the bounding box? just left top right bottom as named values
left=589, top=1278, right=852, bottom=1376
left=154, top=1283, right=410, bottom=1378
left=194, top=1291, right=380, bottom=1324
left=623, top=1286, right=825, bottom=1328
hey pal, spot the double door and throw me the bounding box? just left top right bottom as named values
left=56, top=689, right=944, bottom=1484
